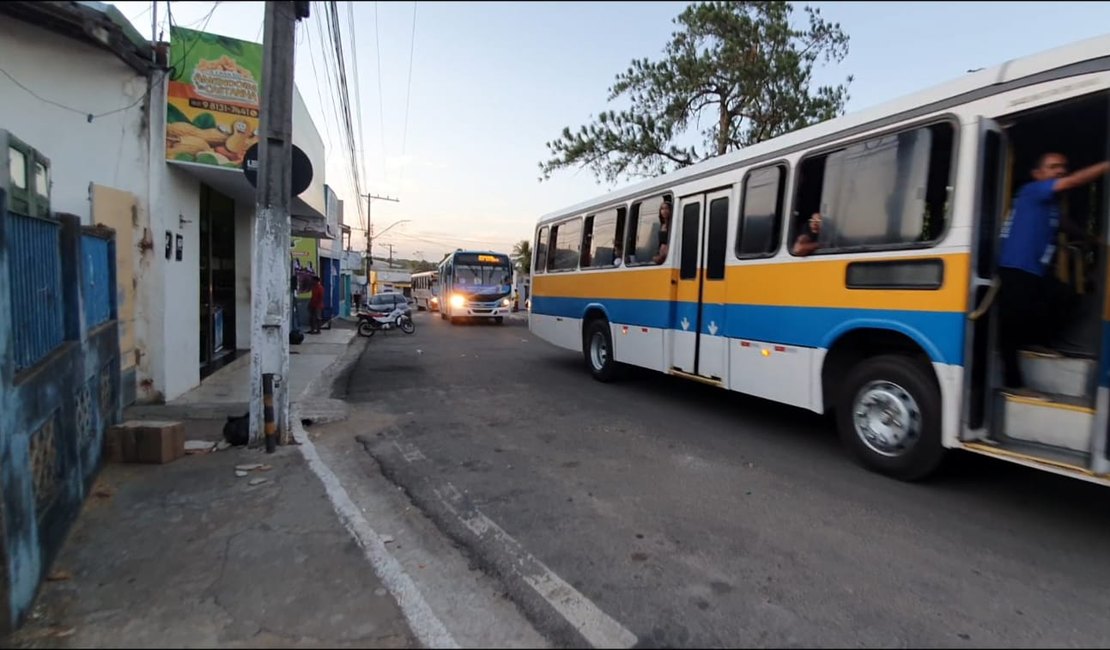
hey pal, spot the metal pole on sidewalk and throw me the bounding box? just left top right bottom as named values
left=249, top=1, right=309, bottom=448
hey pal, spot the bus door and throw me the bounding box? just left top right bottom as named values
left=671, top=189, right=731, bottom=381
left=963, top=117, right=1008, bottom=433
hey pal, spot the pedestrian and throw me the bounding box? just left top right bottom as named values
left=309, top=275, right=325, bottom=334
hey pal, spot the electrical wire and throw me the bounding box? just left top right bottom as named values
left=373, top=1, right=389, bottom=187
left=166, top=1, right=222, bottom=80
left=0, top=66, right=157, bottom=123
left=400, top=2, right=417, bottom=171
left=346, top=1, right=369, bottom=191
left=314, top=2, right=364, bottom=231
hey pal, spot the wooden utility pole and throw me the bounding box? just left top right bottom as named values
left=249, top=1, right=309, bottom=450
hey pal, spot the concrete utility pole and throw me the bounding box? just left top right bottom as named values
left=385, top=243, right=396, bottom=268
left=363, top=193, right=399, bottom=274
left=249, top=1, right=309, bottom=450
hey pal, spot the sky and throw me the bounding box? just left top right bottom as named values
left=110, top=1, right=1110, bottom=262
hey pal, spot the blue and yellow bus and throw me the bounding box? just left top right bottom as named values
left=530, top=35, right=1110, bottom=485
left=438, top=250, right=514, bottom=324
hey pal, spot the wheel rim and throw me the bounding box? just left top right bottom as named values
left=589, top=331, right=608, bottom=371
left=852, top=380, right=921, bottom=458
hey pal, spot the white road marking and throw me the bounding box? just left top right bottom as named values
left=434, top=480, right=638, bottom=649
left=293, top=418, right=458, bottom=649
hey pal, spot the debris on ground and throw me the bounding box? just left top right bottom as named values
left=235, top=470, right=248, bottom=478
left=248, top=477, right=268, bottom=486
left=184, top=440, right=216, bottom=454
left=46, top=569, right=72, bottom=582
left=236, top=463, right=263, bottom=471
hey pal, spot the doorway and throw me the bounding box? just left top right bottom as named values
left=965, top=91, right=1109, bottom=460
left=199, top=184, right=237, bottom=377
left=670, top=188, right=731, bottom=382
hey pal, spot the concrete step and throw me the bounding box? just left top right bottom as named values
left=1018, top=350, right=1095, bottom=399
left=1001, top=390, right=1093, bottom=453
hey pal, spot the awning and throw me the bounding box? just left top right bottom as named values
left=168, top=159, right=327, bottom=238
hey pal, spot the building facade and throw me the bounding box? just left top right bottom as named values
left=0, top=2, right=335, bottom=404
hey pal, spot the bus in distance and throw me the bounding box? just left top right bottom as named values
left=438, top=250, right=514, bottom=324
left=411, top=270, right=439, bottom=312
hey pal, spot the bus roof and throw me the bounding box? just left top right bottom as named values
left=537, top=33, right=1110, bottom=227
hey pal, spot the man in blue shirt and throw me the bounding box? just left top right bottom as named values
left=997, top=153, right=1108, bottom=394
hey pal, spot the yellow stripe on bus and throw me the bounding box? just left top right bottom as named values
left=534, top=253, right=971, bottom=313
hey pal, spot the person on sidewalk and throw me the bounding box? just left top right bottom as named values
left=309, top=275, right=325, bottom=334
left=997, top=152, right=1108, bottom=395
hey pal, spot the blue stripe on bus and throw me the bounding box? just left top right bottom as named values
left=531, top=296, right=967, bottom=365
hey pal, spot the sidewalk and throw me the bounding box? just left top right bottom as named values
left=5, top=323, right=416, bottom=648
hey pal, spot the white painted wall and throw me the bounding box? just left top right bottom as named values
left=292, top=88, right=326, bottom=218
left=0, top=19, right=149, bottom=225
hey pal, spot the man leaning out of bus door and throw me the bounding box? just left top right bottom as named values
left=997, top=153, right=1109, bottom=397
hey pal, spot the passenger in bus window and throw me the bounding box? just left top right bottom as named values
left=997, top=152, right=1108, bottom=394
left=652, top=199, right=673, bottom=264
left=792, top=212, right=824, bottom=256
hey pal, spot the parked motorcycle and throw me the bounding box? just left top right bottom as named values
left=357, top=304, right=416, bottom=337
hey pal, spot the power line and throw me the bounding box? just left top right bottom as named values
left=346, top=1, right=368, bottom=191
left=373, top=1, right=389, bottom=188
left=314, top=2, right=366, bottom=230
left=399, top=1, right=418, bottom=192
left=0, top=66, right=158, bottom=122
left=167, top=1, right=222, bottom=81
left=324, top=1, right=369, bottom=230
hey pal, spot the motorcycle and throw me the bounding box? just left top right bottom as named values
left=357, top=304, right=416, bottom=337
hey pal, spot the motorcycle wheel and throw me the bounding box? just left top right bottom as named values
left=400, top=317, right=416, bottom=334
left=357, top=320, right=376, bottom=337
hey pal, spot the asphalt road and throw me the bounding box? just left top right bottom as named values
left=345, top=311, right=1110, bottom=649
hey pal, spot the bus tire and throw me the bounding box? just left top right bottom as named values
left=836, top=354, right=945, bottom=482
left=583, top=319, right=620, bottom=383
left=495, top=317, right=504, bottom=325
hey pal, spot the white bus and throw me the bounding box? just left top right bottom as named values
left=438, top=250, right=514, bottom=324
left=530, top=35, right=1110, bottom=486
left=411, top=270, right=439, bottom=312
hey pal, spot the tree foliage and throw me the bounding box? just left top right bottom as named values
left=512, top=239, right=533, bottom=275
left=539, top=1, right=852, bottom=185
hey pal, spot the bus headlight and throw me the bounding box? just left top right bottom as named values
left=501, top=298, right=511, bottom=307
left=450, top=294, right=466, bottom=309
left=430, top=296, right=438, bottom=305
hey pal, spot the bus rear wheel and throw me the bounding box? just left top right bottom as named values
left=583, top=319, right=620, bottom=382
left=835, top=354, right=945, bottom=481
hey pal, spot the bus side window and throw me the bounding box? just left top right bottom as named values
left=791, top=122, right=955, bottom=254
left=535, top=226, right=549, bottom=274
left=627, top=194, right=670, bottom=265
left=737, top=164, right=787, bottom=258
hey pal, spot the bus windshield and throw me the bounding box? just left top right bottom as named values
left=455, top=264, right=511, bottom=287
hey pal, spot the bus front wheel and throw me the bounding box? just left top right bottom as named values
left=836, top=354, right=945, bottom=481
left=583, top=319, right=620, bottom=383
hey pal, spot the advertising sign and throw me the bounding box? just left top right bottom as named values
left=291, top=236, right=319, bottom=299
left=166, top=27, right=262, bottom=168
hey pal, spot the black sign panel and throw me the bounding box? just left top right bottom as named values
left=242, top=143, right=313, bottom=197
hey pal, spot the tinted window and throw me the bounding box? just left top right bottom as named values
left=679, top=202, right=700, bottom=280
left=549, top=218, right=582, bottom=271
left=584, top=208, right=623, bottom=268
left=738, top=166, right=784, bottom=257
left=793, top=123, right=955, bottom=254
left=535, top=226, right=549, bottom=274
left=707, top=197, right=729, bottom=280
left=627, top=194, right=671, bottom=265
